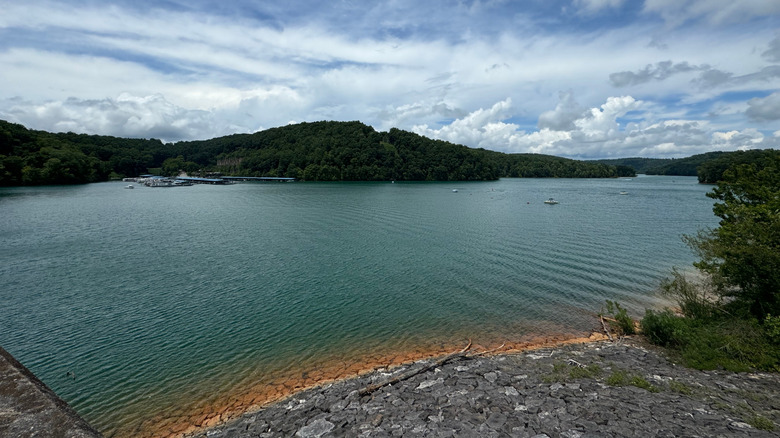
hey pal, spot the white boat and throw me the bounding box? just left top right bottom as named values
left=125, top=184, right=134, bottom=189
left=544, top=198, right=559, bottom=204
left=452, top=189, right=458, bottom=193
left=620, top=191, right=628, bottom=195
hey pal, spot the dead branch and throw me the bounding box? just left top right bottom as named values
left=358, top=340, right=472, bottom=397
left=469, top=343, right=506, bottom=358
left=600, top=315, right=614, bottom=342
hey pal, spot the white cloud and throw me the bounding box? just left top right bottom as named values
left=763, top=36, right=780, bottom=62
left=537, top=91, right=586, bottom=131
left=745, top=92, right=780, bottom=122
left=414, top=95, right=775, bottom=159
left=573, top=0, right=625, bottom=15
left=1, top=94, right=237, bottom=141
left=0, top=0, right=778, bottom=158
left=643, top=0, right=780, bottom=27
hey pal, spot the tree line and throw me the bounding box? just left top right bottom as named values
left=0, top=119, right=631, bottom=186
left=594, top=150, right=780, bottom=183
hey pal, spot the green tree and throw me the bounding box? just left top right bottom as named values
left=686, top=158, right=780, bottom=318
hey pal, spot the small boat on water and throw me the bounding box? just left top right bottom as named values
left=125, top=184, right=134, bottom=189
left=620, top=191, right=628, bottom=195
left=544, top=198, right=559, bottom=204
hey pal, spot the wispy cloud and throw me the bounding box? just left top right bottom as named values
left=0, top=0, right=778, bottom=157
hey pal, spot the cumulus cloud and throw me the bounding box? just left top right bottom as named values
left=0, top=94, right=241, bottom=141
left=413, top=95, right=774, bottom=159
left=0, top=0, right=778, bottom=159
left=745, top=92, right=780, bottom=122
left=537, top=91, right=586, bottom=131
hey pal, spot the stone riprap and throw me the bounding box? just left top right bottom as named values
left=0, top=346, right=102, bottom=438
left=189, top=339, right=779, bottom=437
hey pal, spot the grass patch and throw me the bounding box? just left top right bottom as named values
left=569, top=364, right=601, bottom=379
left=748, top=414, right=775, bottom=431
left=606, top=369, right=628, bottom=386
left=606, top=369, right=659, bottom=392
left=629, top=375, right=660, bottom=393
left=542, top=361, right=602, bottom=383
left=668, top=380, right=693, bottom=395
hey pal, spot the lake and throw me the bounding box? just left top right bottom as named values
left=0, top=176, right=717, bottom=436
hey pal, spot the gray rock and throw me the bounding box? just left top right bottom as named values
left=295, top=418, right=335, bottom=437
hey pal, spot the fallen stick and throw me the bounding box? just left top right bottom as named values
left=358, top=340, right=472, bottom=397
left=600, top=315, right=614, bottom=342
left=469, top=343, right=506, bottom=357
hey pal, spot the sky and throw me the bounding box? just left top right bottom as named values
left=1, top=0, right=779, bottom=159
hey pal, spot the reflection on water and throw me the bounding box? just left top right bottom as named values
left=0, top=176, right=716, bottom=436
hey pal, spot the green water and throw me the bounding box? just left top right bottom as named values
left=0, top=177, right=716, bottom=434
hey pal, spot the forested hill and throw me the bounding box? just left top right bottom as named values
left=594, top=150, right=780, bottom=183
left=0, top=119, right=626, bottom=185
left=593, top=152, right=729, bottom=176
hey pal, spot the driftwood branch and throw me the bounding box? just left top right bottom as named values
left=470, top=343, right=506, bottom=357
left=600, top=315, right=614, bottom=342
left=358, top=340, right=473, bottom=397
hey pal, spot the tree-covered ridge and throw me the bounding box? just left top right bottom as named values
left=696, top=150, right=780, bottom=184
left=193, top=121, right=623, bottom=181
left=594, top=152, right=729, bottom=177
left=0, top=119, right=628, bottom=185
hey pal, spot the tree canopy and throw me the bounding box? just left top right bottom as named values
left=0, top=119, right=629, bottom=185
left=687, top=154, right=780, bottom=318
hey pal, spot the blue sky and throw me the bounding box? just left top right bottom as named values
left=1, top=0, right=779, bottom=159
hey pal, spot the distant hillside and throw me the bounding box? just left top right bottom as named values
left=594, top=153, right=729, bottom=176
left=697, top=149, right=780, bottom=183
left=594, top=150, right=780, bottom=183
left=0, top=119, right=626, bottom=186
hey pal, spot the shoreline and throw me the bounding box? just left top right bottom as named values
left=184, top=336, right=780, bottom=438
left=126, top=332, right=608, bottom=438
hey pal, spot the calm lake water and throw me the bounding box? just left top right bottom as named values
left=1, top=176, right=717, bottom=435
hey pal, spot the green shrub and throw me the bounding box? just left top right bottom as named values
left=640, top=309, right=691, bottom=347
left=605, top=300, right=636, bottom=335
left=765, top=314, right=780, bottom=345
left=659, top=268, right=718, bottom=319
left=641, top=309, right=780, bottom=371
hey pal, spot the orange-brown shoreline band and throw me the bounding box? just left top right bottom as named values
left=117, top=332, right=606, bottom=438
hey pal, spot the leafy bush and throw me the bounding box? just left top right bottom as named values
left=765, top=314, right=780, bottom=345
left=640, top=309, right=691, bottom=347
left=641, top=310, right=780, bottom=372
left=605, top=300, right=636, bottom=335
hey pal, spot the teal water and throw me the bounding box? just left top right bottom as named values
left=1, top=177, right=716, bottom=435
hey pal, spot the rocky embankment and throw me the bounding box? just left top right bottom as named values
left=190, top=338, right=779, bottom=437
left=0, top=346, right=102, bottom=438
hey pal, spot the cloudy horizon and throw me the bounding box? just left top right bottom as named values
left=1, top=0, right=779, bottom=159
